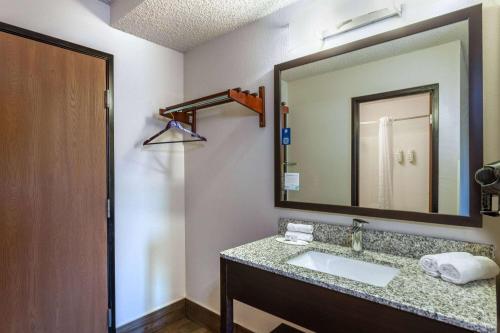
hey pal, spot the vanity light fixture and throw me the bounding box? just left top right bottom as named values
left=322, top=4, right=403, bottom=40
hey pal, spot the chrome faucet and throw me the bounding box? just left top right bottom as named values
left=352, top=218, right=369, bottom=253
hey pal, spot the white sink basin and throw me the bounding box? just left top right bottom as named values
left=287, top=251, right=400, bottom=287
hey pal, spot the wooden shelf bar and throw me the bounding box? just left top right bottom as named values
left=159, top=86, right=265, bottom=128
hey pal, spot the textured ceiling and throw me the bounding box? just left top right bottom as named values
left=111, top=0, right=298, bottom=52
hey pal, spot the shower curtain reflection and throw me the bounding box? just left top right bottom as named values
left=378, top=117, right=394, bottom=209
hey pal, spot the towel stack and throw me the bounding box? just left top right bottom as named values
left=285, top=223, right=313, bottom=242
left=419, top=252, right=499, bottom=284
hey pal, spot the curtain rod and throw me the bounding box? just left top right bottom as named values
left=359, top=114, right=431, bottom=125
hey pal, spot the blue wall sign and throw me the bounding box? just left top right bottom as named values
left=281, top=128, right=291, bottom=145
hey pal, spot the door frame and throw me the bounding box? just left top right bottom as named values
left=351, top=84, right=439, bottom=213
left=0, top=22, right=116, bottom=332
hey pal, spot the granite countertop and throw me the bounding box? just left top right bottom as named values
left=221, top=236, right=497, bottom=333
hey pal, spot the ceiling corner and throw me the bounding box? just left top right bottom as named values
left=110, top=0, right=299, bottom=52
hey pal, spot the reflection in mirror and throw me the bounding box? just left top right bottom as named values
left=279, top=20, right=469, bottom=216
left=353, top=86, right=439, bottom=214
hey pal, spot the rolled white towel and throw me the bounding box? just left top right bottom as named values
left=419, top=252, right=473, bottom=277
left=439, top=256, right=500, bottom=285
left=287, top=223, right=313, bottom=234
left=285, top=231, right=313, bottom=243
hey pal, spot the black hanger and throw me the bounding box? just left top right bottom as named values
left=143, top=119, right=207, bottom=145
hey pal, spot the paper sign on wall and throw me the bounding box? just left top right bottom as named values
left=284, top=172, right=300, bottom=191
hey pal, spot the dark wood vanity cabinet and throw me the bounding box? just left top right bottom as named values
left=220, top=258, right=472, bottom=333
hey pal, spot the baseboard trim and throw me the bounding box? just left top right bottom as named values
left=117, top=299, right=186, bottom=333
left=185, top=299, right=253, bottom=333
left=117, top=298, right=253, bottom=333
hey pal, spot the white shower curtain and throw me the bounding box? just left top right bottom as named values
left=378, top=116, right=393, bottom=209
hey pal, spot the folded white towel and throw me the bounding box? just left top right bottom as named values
left=419, top=252, right=473, bottom=277
left=287, top=223, right=313, bottom=234
left=285, top=231, right=313, bottom=243
left=439, top=256, right=500, bottom=285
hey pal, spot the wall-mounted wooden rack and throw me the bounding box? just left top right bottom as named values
left=159, top=86, right=266, bottom=131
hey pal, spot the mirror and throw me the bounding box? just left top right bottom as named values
left=274, top=6, right=483, bottom=226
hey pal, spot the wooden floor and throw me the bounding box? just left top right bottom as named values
left=157, top=317, right=212, bottom=333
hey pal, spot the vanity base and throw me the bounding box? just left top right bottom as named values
left=220, top=258, right=471, bottom=333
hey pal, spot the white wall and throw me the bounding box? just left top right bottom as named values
left=0, top=0, right=186, bottom=327
left=185, top=0, right=500, bottom=331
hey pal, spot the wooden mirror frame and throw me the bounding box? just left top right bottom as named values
left=274, top=5, right=483, bottom=227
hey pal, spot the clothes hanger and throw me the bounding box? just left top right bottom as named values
left=143, top=113, right=207, bottom=145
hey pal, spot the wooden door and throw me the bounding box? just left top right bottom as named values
left=0, top=30, right=109, bottom=332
